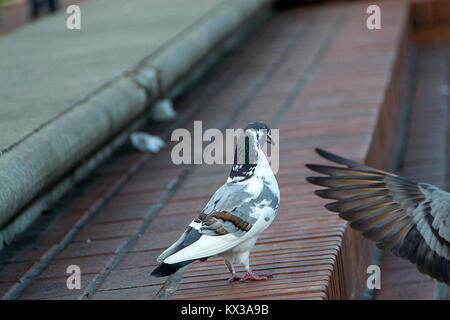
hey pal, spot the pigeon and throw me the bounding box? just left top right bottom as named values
left=306, top=148, right=450, bottom=284
left=130, top=132, right=165, bottom=153
left=151, top=122, right=280, bottom=281
left=150, top=99, right=177, bottom=122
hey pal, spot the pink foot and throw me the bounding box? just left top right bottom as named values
left=239, top=271, right=272, bottom=281
left=228, top=274, right=242, bottom=282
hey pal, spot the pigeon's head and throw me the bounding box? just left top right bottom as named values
left=244, top=121, right=274, bottom=145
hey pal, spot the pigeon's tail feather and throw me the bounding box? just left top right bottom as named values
left=151, top=259, right=196, bottom=277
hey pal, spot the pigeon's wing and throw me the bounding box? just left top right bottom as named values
left=157, top=210, right=254, bottom=264
left=156, top=228, right=191, bottom=263
left=306, top=148, right=450, bottom=284
left=158, top=179, right=272, bottom=264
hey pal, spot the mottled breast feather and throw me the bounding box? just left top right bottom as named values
left=195, top=177, right=279, bottom=237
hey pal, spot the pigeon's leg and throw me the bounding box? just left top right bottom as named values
left=225, top=260, right=241, bottom=282
left=238, top=252, right=272, bottom=281
left=240, top=269, right=272, bottom=281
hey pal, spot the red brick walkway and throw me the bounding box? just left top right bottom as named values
left=0, top=0, right=424, bottom=300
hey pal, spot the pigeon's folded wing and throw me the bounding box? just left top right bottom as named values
left=163, top=232, right=239, bottom=264
left=161, top=210, right=260, bottom=264
left=306, top=148, right=450, bottom=284
left=153, top=210, right=249, bottom=275
left=157, top=180, right=267, bottom=264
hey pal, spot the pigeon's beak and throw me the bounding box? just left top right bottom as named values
left=267, top=133, right=274, bottom=145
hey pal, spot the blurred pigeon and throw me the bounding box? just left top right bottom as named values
left=130, top=132, right=165, bottom=153
left=150, top=99, right=177, bottom=122
left=306, top=148, right=450, bottom=284
left=151, top=122, right=280, bottom=281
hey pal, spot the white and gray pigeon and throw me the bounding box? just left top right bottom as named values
left=151, top=122, right=280, bottom=281
left=306, top=148, right=450, bottom=284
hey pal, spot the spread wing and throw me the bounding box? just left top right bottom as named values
left=306, top=148, right=450, bottom=284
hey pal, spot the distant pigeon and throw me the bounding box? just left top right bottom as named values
left=130, top=132, right=165, bottom=153
left=151, top=122, right=280, bottom=281
left=306, top=148, right=450, bottom=284
left=150, top=99, right=177, bottom=122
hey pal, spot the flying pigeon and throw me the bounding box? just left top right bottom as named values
left=306, top=148, right=450, bottom=284
left=151, top=122, right=280, bottom=281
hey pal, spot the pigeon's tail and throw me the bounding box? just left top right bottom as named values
left=151, top=259, right=196, bottom=277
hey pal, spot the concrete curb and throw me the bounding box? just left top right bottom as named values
left=0, top=0, right=274, bottom=247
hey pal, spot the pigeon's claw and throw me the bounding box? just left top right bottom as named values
left=228, top=274, right=242, bottom=282
left=239, top=270, right=272, bottom=281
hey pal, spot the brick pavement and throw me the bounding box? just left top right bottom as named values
left=0, top=0, right=418, bottom=300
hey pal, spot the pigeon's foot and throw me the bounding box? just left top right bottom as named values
left=227, top=274, right=242, bottom=282
left=239, top=271, right=272, bottom=281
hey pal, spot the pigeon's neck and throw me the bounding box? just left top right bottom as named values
left=229, top=134, right=269, bottom=182
left=229, top=163, right=257, bottom=182
left=254, top=147, right=277, bottom=189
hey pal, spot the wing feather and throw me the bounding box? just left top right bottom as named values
left=164, top=233, right=239, bottom=264
left=306, top=148, right=450, bottom=284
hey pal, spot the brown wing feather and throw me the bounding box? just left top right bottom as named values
left=194, top=211, right=253, bottom=236
left=306, top=148, right=450, bottom=284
